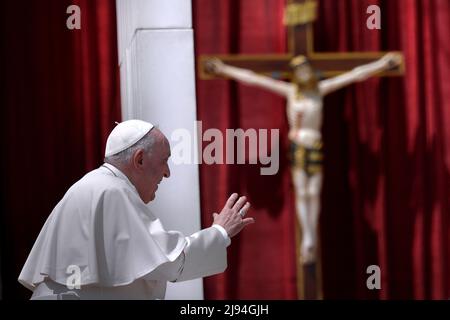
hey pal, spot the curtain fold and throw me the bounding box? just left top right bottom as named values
left=0, top=0, right=121, bottom=299
left=194, top=0, right=449, bottom=299
left=194, top=0, right=297, bottom=299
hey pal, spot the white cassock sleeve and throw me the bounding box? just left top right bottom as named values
left=143, top=225, right=230, bottom=282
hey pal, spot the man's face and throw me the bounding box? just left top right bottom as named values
left=139, top=134, right=171, bottom=203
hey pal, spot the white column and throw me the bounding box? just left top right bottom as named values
left=116, top=0, right=203, bottom=299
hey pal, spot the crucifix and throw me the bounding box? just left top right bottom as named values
left=198, top=0, right=404, bottom=300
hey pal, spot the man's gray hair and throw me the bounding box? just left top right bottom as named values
left=105, top=129, right=157, bottom=165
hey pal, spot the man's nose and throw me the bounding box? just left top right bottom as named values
left=163, top=165, right=170, bottom=178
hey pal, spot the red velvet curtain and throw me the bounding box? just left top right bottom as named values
left=194, top=0, right=449, bottom=299
left=0, top=0, right=121, bottom=299
left=194, top=0, right=297, bottom=300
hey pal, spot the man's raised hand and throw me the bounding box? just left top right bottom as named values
left=212, top=193, right=255, bottom=238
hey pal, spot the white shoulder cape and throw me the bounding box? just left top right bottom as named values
left=18, top=165, right=187, bottom=291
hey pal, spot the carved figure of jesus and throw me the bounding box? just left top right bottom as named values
left=206, top=52, right=402, bottom=264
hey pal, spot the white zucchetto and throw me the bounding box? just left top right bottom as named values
left=105, top=120, right=154, bottom=157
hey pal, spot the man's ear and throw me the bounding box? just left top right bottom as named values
left=132, top=149, right=145, bottom=169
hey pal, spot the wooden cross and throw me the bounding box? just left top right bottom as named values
left=198, top=0, right=404, bottom=80
left=198, top=0, right=404, bottom=300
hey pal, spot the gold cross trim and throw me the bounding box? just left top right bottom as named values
left=284, top=0, right=318, bottom=26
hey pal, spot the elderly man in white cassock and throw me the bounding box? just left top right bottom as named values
left=18, top=120, right=254, bottom=300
